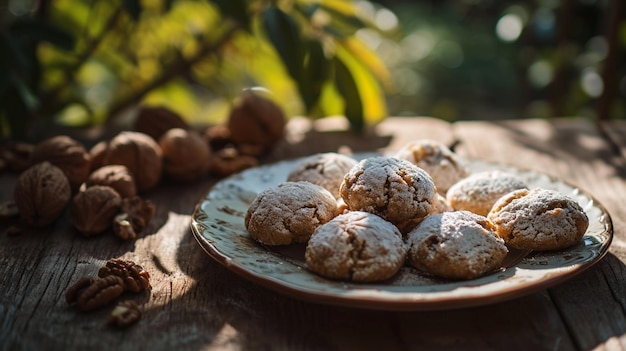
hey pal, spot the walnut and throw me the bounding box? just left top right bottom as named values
left=88, top=140, right=108, bottom=172
left=14, top=162, right=71, bottom=228
left=108, top=300, right=142, bottom=328
left=98, top=259, right=151, bottom=293
left=30, top=135, right=91, bottom=191
left=209, top=146, right=258, bottom=177
left=159, top=128, right=210, bottom=182
left=134, top=106, right=190, bottom=141
left=70, top=186, right=122, bottom=237
left=0, top=141, right=34, bottom=173
left=227, top=90, right=286, bottom=156
left=86, top=165, right=137, bottom=198
left=66, top=275, right=126, bottom=312
left=100, top=132, right=162, bottom=192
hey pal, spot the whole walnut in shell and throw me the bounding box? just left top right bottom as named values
left=227, top=90, right=286, bottom=155
left=30, top=135, right=90, bottom=191
left=99, top=132, right=162, bottom=192
left=159, top=128, right=210, bottom=182
left=86, top=165, right=137, bottom=198
left=14, top=162, right=71, bottom=228
left=70, top=185, right=122, bottom=236
left=134, top=106, right=189, bottom=141
left=88, top=140, right=108, bottom=172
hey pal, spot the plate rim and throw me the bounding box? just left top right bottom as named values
left=190, top=156, right=614, bottom=311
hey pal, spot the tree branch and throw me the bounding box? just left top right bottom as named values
left=36, top=7, right=123, bottom=115
left=104, top=22, right=242, bottom=125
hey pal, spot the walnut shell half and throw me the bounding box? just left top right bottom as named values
left=14, top=162, right=71, bottom=228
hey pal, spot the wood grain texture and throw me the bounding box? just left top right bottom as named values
left=1, top=117, right=625, bottom=351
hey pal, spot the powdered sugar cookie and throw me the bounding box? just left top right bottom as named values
left=339, top=156, right=438, bottom=233
left=406, top=210, right=508, bottom=280
left=287, top=152, right=357, bottom=199
left=488, top=188, right=589, bottom=251
left=245, top=181, right=339, bottom=245
left=305, top=211, right=406, bottom=282
left=446, top=170, right=528, bottom=216
left=394, top=139, right=470, bottom=195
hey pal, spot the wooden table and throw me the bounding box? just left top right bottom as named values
left=1, top=117, right=625, bottom=351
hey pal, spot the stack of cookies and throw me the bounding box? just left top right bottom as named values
left=244, top=141, right=589, bottom=283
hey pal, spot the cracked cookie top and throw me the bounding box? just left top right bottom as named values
left=305, top=211, right=406, bottom=282
left=393, top=139, right=470, bottom=195
left=406, top=210, right=508, bottom=280
left=287, top=152, right=358, bottom=199
left=245, top=181, right=339, bottom=245
left=487, top=188, right=589, bottom=251
left=339, top=156, right=438, bottom=233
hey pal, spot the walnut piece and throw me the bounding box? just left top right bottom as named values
left=14, top=162, right=71, bottom=228
left=108, top=300, right=142, bottom=328
left=120, top=196, right=155, bottom=234
left=113, top=213, right=136, bottom=240
left=204, top=124, right=233, bottom=151
left=86, top=165, right=137, bottom=198
left=134, top=106, right=189, bottom=141
left=98, top=259, right=151, bottom=293
left=70, top=186, right=122, bottom=237
left=209, top=146, right=258, bottom=177
left=159, top=128, right=211, bottom=182
left=30, top=135, right=91, bottom=191
left=70, top=275, right=126, bottom=312
left=227, top=90, right=286, bottom=155
left=100, top=132, right=162, bottom=192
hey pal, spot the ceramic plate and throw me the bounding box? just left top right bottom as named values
left=190, top=156, right=613, bottom=311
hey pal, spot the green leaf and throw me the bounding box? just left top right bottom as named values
left=0, top=34, right=30, bottom=80
left=334, top=40, right=387, bottom=130
left=211, top=0, right=251, bottom=31
left=299, top=39, right=329, bottom=113
left=122, top=0, right=142, bottom=21
left=10, top=71, right=39, bottom=111
left=262, top=5, right=303, bottom=82
left=334, top=57, right=364, bottom=132
left=9, top=19, right=75, bottom=51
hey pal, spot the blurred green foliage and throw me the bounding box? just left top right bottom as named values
left=0, top=0, right=393, bottom=140
left=374, top=0, right=625, bottom=121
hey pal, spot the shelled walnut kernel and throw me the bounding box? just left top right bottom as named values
left=66, top=275, right=126, bottom=312
left=98, top=259, right=151, bottom=293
